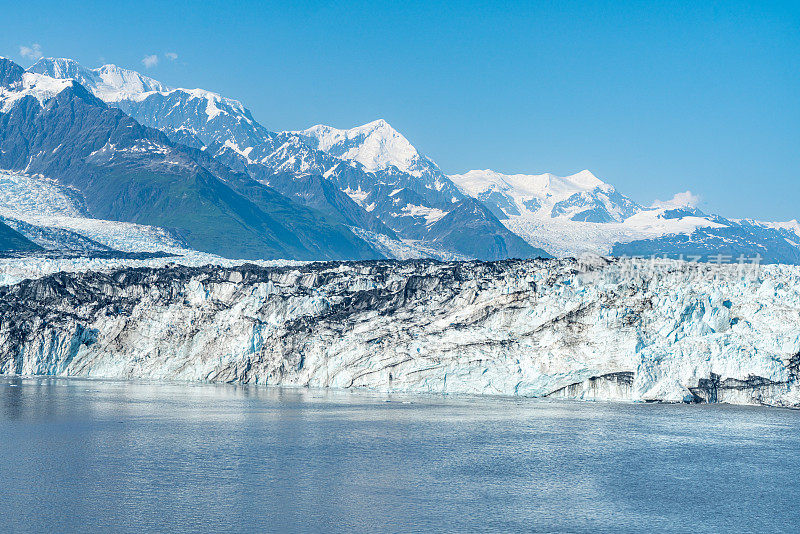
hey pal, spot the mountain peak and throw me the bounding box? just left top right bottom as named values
left=83, top=63, right=169, bottom=100
left=568, top=169, right=603, bottom=188
left=29, top=58, right=250, bottom=119
left=448, top=167, right=636, bottom=226
left=451, top=168, right=608, bottom=194
left=29, top=57, right=82, bottom=77
left=293, top=119, right=423, bottom=175
left=359, top=118, right=391, bottom=131
left=28, top=58, right=169, bottom=102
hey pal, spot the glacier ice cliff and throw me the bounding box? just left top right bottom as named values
left=0, top=258, right=799, bottom=407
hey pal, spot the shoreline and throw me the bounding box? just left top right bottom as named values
left=3, top=374, right=799, bottom=412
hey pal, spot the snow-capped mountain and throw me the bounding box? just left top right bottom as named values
left=0, top=69, right=75, bottom=112
left=29, top=57, right=546, bottom=260
left=450, top=168, right=800, bottom=263
left=0, top=57, right=381, bottom=261
left=288, top=119, right=493, bottom=245
left=611, top=215, right=800, bottom=264
left=11, top=56, right=799, bottom=264
left=28, top=57, right=270, bottom=153
left=297, top=120, right=426, bottom=173
left=29, top=57, right=169, bottom=101
left=450, top=169, right=641, bottom=223
left=293, top=119, right=459, bottom=197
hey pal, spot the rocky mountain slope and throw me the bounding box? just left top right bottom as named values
left=1, top=258, right=798, bottom=407
left=0, top=58, right=380, bottom=261
left=451, top=169, right=800, bottom=262
left=450, top=169, right=641, bottom=224
left=0, top=170, right=190, bottom=254
left=17, top=56, right=800, bottom=264
left=29, top=58, right=547, bottom=261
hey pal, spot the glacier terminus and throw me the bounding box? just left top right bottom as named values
left=1, top=257, right=798, bottom=408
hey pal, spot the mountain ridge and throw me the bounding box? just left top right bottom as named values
left=11, top=55, right=800, bottom=264
left=450, top=167, right=800, bottom=262
left=1, top=57, right=383, bottom=261
left=30, top=57, right=548, bottom=261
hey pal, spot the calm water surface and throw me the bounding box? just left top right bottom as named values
left=0, top=377, right=798, bottom=533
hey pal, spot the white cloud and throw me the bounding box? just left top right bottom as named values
left=652, top=190, right=701, bottom=209
left=141, top=54, right=159, bottom=68
left=165, top=52, right=178, bottom=61
left=19, top=43, right=43, bottom=61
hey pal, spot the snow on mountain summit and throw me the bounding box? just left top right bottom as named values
left=93, top=63, right=170, bottom=99
left=290, top=118, right=466, bottom=205
left=28, top=57, right=254, bottom=141
left=448, top=168, right=634, bottom=223
left=293, top=119, right=428, bottom=176
left=448, top=168, right=650, bottom=255
left=29, top=58, right=169, bottom=101
left=29, top=57, right=247, bottom=116
left=0, top=71, right=75, bottom=112
left=448, top=167, right=800, bottom=262
left=451, top=169, right=607, bottom=200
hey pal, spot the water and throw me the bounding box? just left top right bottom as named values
left=0, top=377, right=798, bottom=533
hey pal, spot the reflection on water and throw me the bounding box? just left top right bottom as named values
left=1, top=377, right=798, bottom=533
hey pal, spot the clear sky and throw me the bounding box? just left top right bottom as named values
left=3, top=0, right=798, bottom=220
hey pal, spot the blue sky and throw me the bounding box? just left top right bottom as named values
left=3, top=0, right=798, bottom=220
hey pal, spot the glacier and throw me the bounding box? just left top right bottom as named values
left=0, top=257, right=798, bottom=407
left=0, top=171, right=190, bottom=253
left=450, top=168, right=800, bottom=262
left=16, top=57, right=800, bottom=263
left=26, top=57, right=539, bottom=261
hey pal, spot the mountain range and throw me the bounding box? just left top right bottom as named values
left=450, top=169, right=800, bottom=263
left=0, top=59, right=382, bottom=261
left=0, top=55, right=797, bottom=263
